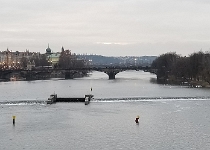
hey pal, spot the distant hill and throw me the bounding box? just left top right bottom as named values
left=77, top=54, right=157, bottom=67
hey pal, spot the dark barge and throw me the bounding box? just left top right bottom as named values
left=47, top=94, right=93, bottom=105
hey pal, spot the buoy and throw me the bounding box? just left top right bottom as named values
left=135, top=115, right=139, bottom=124
left=13, top=116, right=16, bottom=125
left=91, top=87, right=92, bottom=91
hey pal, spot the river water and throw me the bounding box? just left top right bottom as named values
left=0, top=71, right=210, bottom=150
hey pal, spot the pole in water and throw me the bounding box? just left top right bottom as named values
left=91, top=87, right=92, bottom=91
left=13, top=116, right=16, bottom=125
left=135, top=115, right=139, bottom=124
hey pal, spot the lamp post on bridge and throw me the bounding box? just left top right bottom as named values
left=134, top=58, right=137, bottom=67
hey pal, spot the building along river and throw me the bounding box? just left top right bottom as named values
left=0, top=70, right=210, bottom=150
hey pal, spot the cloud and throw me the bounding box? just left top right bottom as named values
left=96, top=42, right=131, bottom=45
left=0, top=0, right=210, bottom=56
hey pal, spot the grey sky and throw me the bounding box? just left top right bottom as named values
left=1, top=0, right=210, bottom=56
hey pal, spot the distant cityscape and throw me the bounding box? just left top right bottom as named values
left=0, top=45, right=156, bottom=70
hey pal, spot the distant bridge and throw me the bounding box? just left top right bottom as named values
left=0, top=65, right=151, bottom=80
left=54, top=65, right=150, bottom=79
left=88, top=66, right=150, bottom=79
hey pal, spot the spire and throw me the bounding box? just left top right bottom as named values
left=61, top=46, right=64, bottom=52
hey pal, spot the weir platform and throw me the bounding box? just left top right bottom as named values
left=47, top=94, right=93, bottom=105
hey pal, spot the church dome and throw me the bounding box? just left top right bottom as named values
left=46, top=44, right=51, bottom=54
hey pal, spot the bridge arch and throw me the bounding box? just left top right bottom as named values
left=93, top=67, right=148, bottom=80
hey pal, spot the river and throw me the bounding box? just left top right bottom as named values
left=0, top=71, right=210, bottom=150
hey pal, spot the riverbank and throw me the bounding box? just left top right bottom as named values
left=189, top=80, right=210, bottom=88
left=157, top=76, right=210, bottom=88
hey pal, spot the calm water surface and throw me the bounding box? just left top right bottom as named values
left=0, top=71, right=210, bottom=150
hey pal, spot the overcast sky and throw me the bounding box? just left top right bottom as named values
left=1, top=0, right=210, bottom=56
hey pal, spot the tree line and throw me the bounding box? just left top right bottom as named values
left=56, top=49, right=85, bottom=69
left=151, top=51, right=210, bottom=86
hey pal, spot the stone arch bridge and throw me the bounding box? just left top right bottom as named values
left=61, top=66, right=150, bottom=79
left=0, top=66, right=151, bottom=80
left=90, top=66, right=150, bottom=79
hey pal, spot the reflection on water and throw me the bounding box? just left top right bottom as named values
left=1, top=100, right=210, bottom=150
left=0, top=71, right=210, bottom=150
left=150, top=77, right=158, bottom=84
left=0, top=70, right=210, bottom=102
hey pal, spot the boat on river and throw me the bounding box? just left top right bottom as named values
left=47, top=94, right=93, bottom=105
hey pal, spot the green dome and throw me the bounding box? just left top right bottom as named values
left=46, top=44, right=51, bottom=54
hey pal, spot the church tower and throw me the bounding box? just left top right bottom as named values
left=46, top=44, right=52, bottom=54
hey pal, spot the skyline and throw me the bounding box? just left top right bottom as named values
left=1, top=0, right=210, bottom=56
